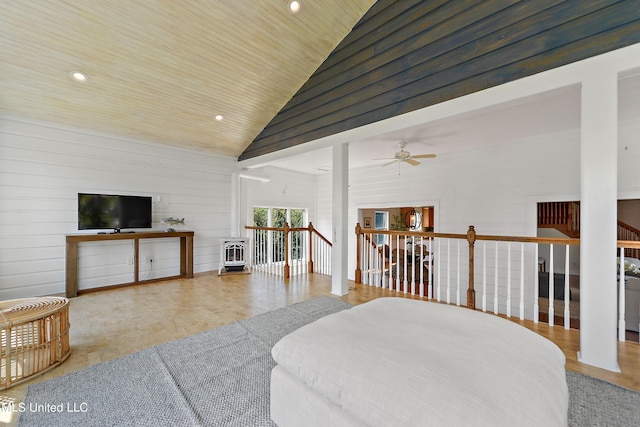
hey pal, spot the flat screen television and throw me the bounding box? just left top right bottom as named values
left=78, top=193, right=152, bottom=232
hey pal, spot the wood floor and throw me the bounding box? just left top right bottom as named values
left=1, top=270, right=639, bottom=425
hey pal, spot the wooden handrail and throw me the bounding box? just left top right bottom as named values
left=618, top=220, right=640, bottom=238
left=353, top=227, right=583, bottom=246
left=245, top=225, right=285, bottom=232
left=354, top=223, right=640, bottom=314
left=619, top=221, right=640, bottom=237
left=307, top=222, right=331, bottom=273
left=617, top=240, right=640, bottom=249
left=309, top=224, right=332, bottom=246
left=354, top=223, right=590, bottom=311
left=475, top=234, right=581, bottom=245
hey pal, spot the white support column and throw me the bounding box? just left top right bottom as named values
left=578, top=69, right=620, bottom=372
left=230, top=172, right=240, bottom=237
left=332, top=142, right=349, bottom=296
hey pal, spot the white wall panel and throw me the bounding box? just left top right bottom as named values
left=243, top=166, right=317, bottom=229
left=313, top=117, right=640, bottom=315
left=316, top=131, right=583, bottom=284
left=0, top=116, right=235, bottom=299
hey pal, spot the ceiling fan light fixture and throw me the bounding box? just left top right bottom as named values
left=373, top=141, right=436, bottom=171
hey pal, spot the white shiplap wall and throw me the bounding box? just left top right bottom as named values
left=317, top=132, right=580, bottom=284
left=0, top=116, right=236, bottom=299
left=242, top=166, right=317, bottom=230
left=314, top=120, right=640, bottom=315
left=353, top=133, right=578, bottom=226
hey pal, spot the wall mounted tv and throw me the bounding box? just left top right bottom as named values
left=78, top=193, right=152, bottom=233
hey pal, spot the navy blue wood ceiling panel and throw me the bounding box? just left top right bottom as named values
left=239, top=0, right=640, bottom=161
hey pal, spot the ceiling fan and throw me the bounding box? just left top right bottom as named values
left=374, top=141, right=436, bottom=168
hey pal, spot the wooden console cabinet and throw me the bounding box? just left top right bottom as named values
left=65, top=231, right=194, bottom=297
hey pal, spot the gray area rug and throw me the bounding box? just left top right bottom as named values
left=18, top=296, right=640, bottom=426
left=566, top=370, right=640, bottom=426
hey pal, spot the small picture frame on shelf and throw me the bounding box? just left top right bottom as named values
left=364, top=217, right=372, bottom=228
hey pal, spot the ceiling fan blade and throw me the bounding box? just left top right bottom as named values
left=411, top=153, right=437, bottom=159
left=372, top=157, right=396, bottom=160
left=405, top=158, right=420, bottom=166
left=382, top=160, right=397, bottom=167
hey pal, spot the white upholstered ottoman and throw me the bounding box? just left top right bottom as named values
left=271, top=298, right=568, bottom=427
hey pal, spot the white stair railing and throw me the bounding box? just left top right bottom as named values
left=355, top=225, right=585, bottom=329
left=246, top=223, right=332, bottom=278
left=353, top=224, right=639, bottom=343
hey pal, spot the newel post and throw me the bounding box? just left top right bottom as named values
left=466, top=225, right=476, bottom=309
left=355, top=223, right=362, bottom=283
left=307, top=222, right=314, bottom=273
left=284, top=222, right=290, bottom=278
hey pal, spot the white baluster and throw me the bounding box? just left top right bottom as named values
left=326, top=242, right=330, bottom=275
left=534, top=244, right=539, bottom=323
left=256, top=230, right=260, bottom=271
left=268, top=229, right=273, bottom=274
left=549, top=244, right=555, bottom=326
left=428, top=237, right=433, bottom=299
left=251, top=230, right=255, bottom=270
left=371, top=237, right=380, bottom=288
left=394, top=235, right=399, bottom=291
left=322, top=236, right=325, bottom=275
left=456, top=239, right=461, bottom=306
left=396, top=234, right=401, bottom=292
left=251, top=230, right=256, bottom=271
left=291, top=232, right=295, bottom=276
left=325, top=240, right=328, bottom=275
left=519, top=243, right=525, bottom=320
left=362, top=235, right=368, bottom=284
left=437, top=239, right=442, bottom=301
left=257, top=230, right=262, bottom=272
left=419, top=236, right=424, bottom=297
left=271, top=232, right=276, bottom=275
left=564, top=245, right=570, bottom=329
left=368, top=234, right=374, bottom=286
left=507, top=243, right=512, bottom=318
left=482, top=241, right=487, bottom=312
left=259, top=230, right=267, bottom=272
left=378, top=245, right=387, bottom=289
left=446, top=239, right=451, bottom=304
left=494, top=242, right=499, bottom=315
left=411, top=237, right=416, bottom=296
left=403, top=234, right=408, bottom=293
left=257, top=230, right=261, bottom=271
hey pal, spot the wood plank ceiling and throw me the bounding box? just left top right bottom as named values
left=0, top=0, right=375, bottom=157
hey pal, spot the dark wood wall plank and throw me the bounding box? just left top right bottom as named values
left=259, top=0, right=563, bottom=140
left=240, top=0, right=640, bottom=161
left=276, top=0, right=499, bottom=121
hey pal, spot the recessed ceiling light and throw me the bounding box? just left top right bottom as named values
left=289, top=1, right=301, bottom=14
left=69, top=71, right=89, bottom=83
left=215, top=115, right=224, bottom=121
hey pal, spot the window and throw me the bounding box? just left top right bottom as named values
left=374, top=211, right=388, bottom=245
left=253, top=207, right=268, bottom=227
left=290, top=209, right=305, bottom=260
left=252, top=207, right=308, bottom=264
